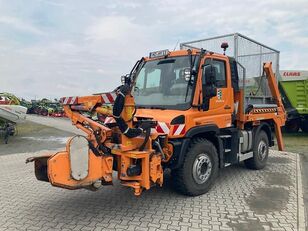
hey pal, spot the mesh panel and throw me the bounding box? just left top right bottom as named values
left=180, top=33, right=279, bottom=98
left=181, top=35, right=235, bottom=55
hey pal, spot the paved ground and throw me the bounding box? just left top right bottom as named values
left=0, top=150, right=305, bottom=231
left=0, top=116, right=306, bottom=230
left=300, top=154, right=308, bottom=230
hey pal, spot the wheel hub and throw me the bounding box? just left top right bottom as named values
left=258, top=140, right=267, bottom=160
left=192, top=154, right=212, bottom=184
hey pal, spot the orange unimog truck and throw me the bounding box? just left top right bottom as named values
left=27, top=33, right=286, bottom=196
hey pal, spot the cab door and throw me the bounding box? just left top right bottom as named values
left=201, top=57, right=233, bottom=128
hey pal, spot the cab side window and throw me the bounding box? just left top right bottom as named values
left=205, top=59, right=227, bottom=88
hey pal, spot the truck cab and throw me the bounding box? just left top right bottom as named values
left=134, top=49, right=235, bottom=131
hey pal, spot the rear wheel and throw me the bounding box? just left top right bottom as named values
left=301, top=119, right=308, bottom=133
left=172, top=138, right=219, bottom=196
left=244, top=130, right=269, bottom=170
left=285, top=119, right=300, bottom=133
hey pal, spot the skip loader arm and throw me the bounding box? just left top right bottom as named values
left=236, top=62, right=286, bottom=151
left=263, top=63, right=284, bottom=109
left=26, top=87, right=168, bottom=196
left=263, top=63, right=286, bottom=151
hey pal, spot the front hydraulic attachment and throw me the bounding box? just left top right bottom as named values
left=26, top=85, right=168, bottom=196
left=26, top=135, right=113, bottom=190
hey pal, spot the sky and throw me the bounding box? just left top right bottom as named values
left=0, top=0, right=307, bottom=100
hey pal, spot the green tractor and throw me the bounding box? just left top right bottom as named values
left=27, top=100, right=49, bottom=116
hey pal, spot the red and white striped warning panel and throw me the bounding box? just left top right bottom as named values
left=172, top=124, right=186, bottom=136
left=154, top=122, right=185, bottom=136
left=104, top=116, right=116, bottom=124
left=101, top=92, right=117, bottom=104
left=60, top=96, right=77, bottom=105
left=155, top=122, right=170, bottom=134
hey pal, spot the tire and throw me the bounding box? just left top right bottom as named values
left=4, top=125, right=9, bottom=144
left=285, top=119, right=300, bottom=133
left=244, top=130, right=269, bottom=170
left=301, top=120, right=308, bottom=133
left=9, top=125, right=16, bottom=136
left=41, top=110, right=48, bottom=116
left=172, top=138, right=219, bottom=196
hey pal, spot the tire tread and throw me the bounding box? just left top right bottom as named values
left=244, top=130, right=269, bottom=170
left=172, top=138, right=218, bottom=196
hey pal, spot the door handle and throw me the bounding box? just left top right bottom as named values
left=224, top=105, right=231, bottom=110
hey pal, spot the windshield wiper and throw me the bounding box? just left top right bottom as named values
left=184, top=50, right=197, bottom=102
left=184, top=49, right=205, bottom=102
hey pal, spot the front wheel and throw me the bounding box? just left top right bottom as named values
left=244, top=130, right=269, bottom=170
left=172, top=138, right=219, bottom=196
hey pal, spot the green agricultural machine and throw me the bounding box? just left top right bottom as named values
left=27, top=98, right=65, bottom=117
left=27, top=100, right=48, bottom=116
left=279, top=70, right=308, bottom=132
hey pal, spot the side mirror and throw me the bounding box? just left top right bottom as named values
left=202, top=64, right=217, bottom=98
left=203, top=64, right=217, bottom=85
left=204, top=86, right=217, bottom=98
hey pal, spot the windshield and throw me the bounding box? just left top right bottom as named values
left=132, top=56, right=194, bottom=110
